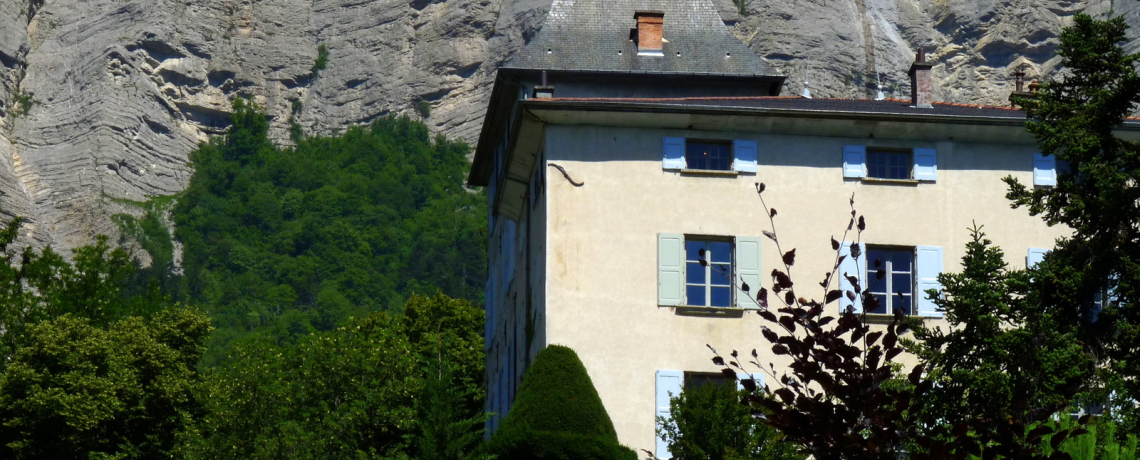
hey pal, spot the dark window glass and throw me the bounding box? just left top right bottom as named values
left=867, top=150, right=912, bottom=180
left=686, top=141, right=732, bottom=171
left=686, top=372, right=734, bottom=389
left=866, top=247, right=914, bottom=315
left=685, top=238, right=734, bottom=307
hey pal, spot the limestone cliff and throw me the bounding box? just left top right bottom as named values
left=0, top=0, right=1132, bottom=252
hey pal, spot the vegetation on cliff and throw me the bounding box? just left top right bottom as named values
left=144, top=98, right=486, bottom=364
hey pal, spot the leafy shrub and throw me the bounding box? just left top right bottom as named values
left=312, top=44, right=328, bottom=74
left=658, top=381, right=801, bottom=460
left=1040, top=414, right=1137, bottom=460
left=487, top=345, right=636, bottom=460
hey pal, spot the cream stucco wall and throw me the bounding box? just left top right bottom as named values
left=539, top=122, right=1070, bottom=454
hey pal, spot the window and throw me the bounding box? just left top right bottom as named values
left=685, top=238, right=733, bottom=307
left=659, top=234, right=761, bottom=308
left=865, top=247, right=914, bottom=315
left=662, top=137, right=756, bottom=173
left=686, top=141, right=732, bottom=171
left=867, top=148, right=912, bottom=180
left=685, top=372, right=733, bottom=389
left=842, top=145, right=936, bottom=181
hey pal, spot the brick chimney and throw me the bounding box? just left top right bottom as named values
left=1009, top=69, right=1034, bottom=107
left=908, top=49, right=933, bottom=109
left=635, top=12, right=664, bottom=55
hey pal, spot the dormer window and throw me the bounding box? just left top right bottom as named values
left=635, top=12, right=664, bottom=56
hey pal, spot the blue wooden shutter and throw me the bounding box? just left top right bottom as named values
left=838, top=242, right=865, bottom=313
left=1027, top=248, right=1049, bottom=269
left=843, top=145, right=866, bottom=178
left=658, top=233, right=685, bottom=306
left=735, top=237, right=762, bottom=308
left=733, top=140, right=758, bottom=173
left=656, top=370, right=684, bottom=459
left=663, top=137, right=686, bottom=170
left=916, top=246, right=944, bottom=318
left=913, top=148, right=937, bottom=181
left=1034, top=153, right=1057, bottom=187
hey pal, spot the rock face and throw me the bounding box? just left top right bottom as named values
left=0, top=0, right=1132, bottom=252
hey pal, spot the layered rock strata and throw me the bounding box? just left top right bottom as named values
left=0, top=0, right=1131, bottom=252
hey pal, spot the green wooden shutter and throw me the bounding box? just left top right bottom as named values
left=735, top=236, right=762, bottom=308
left=658, top=233, right=685, bottom=306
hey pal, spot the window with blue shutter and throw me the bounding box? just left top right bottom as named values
left=733, top=140, right=758, bottom=173
left=663, top=137, right=686, bottom=170
left=915, top=246, right=944, bottom=318
left=843, top=145, right=867, bottom=178
left=1034, top=153, right=1057, bottom=187
left=655, top=370, right=683, bottom=459
left=837, top=242, right=865, bottom=313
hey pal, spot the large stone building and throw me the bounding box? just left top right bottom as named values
left=468, top=0, right=1073, bottom=457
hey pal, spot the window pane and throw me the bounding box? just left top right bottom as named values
left=868, top=271, right=886, bottom=294
left=686, top=142, right=732, bottom=171
left=711, top=264, right=732, bottom=286
left=892, top=251, right=912, bottom=272
left=871, top=294, right=888, bottom=314
left=710, top=287, right=731, bottom=307
left=709, top=241, right=732, bottom=262
left=867, top=151, right=911, bottom=179
left=867, top=250, right=887, bottom=270
left=687, top=285, right=706, bottom=306
left=892, top=273, right=912, bottom=295
left=687, top=262, right=706, bottom=284
left=895, top=294, right=912, bottom=315
left=686, top=241, right=705, bottom=261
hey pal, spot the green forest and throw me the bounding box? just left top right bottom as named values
left=119, top=98, right=486, bottom=364
left=0, top=99, right=493, bottom=459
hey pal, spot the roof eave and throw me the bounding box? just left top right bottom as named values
left=517, top=98, right=1140, bottom=129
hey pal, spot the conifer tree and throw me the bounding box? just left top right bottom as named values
left=1007, top=13, right=1140, bottom=430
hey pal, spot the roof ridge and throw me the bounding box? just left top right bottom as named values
left=535, top=95, right=1027, bottom=112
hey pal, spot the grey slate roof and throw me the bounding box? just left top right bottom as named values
left=505, top=0, right=778, bottom=76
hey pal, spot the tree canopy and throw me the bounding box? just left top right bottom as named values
left=1008, top=13, right=1140, bottom=431
left=164, top=98, right=486, bottom=364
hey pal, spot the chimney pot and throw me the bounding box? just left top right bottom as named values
left=908, top=49, right=934, bottom=108
left=1028, top=80, right=1040, bottom=93
left=533, top=70, right=554, bottom=98
left=1014, top=70, right=1025, bottom=93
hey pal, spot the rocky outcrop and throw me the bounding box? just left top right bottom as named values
left=0, top=0, right=1132, bottom=253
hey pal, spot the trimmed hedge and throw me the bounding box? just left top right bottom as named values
left=488, top=345, right=636, bottom=460
left=486, top=425, right=638, bottom=460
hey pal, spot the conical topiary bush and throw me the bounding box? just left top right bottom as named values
left=486, top=345, right=637, bottom=460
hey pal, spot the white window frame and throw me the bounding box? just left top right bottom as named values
left=865, top=246, right=915, bottom=315
left=684, top=236, right=735, bottom=308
